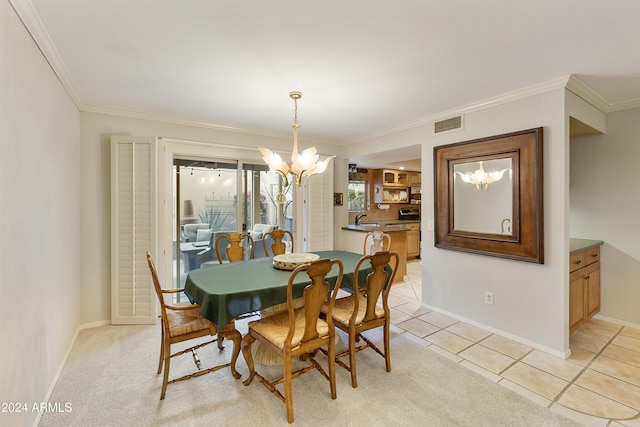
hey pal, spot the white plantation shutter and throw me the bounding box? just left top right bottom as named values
left=111, top=136, right=157, bottom=324
left=301, top=161, right=334, bottom=252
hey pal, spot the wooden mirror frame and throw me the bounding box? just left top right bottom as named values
left=434, top=127, right=544, bottom=263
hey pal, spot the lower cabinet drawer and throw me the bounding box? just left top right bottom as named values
left=569, top=244, right=602, bottom=333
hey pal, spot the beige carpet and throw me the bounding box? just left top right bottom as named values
left=39, top=323, right=584, bottom=426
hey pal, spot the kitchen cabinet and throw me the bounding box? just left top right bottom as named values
left=409, top=172, right=422, bottom=204
left=406, top=222, right=420, bottom=258
left=371, top=169, right=410, bottom=204
left=409, top=172, right=421, bottom=186
left=569, top=241, right=602, bottom=333
left=383, top=170, right=409, bottom=186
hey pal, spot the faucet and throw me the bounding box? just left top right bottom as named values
left=355, top=212, right=367, bottom=225
left=501, top=218, right=511, bottom=234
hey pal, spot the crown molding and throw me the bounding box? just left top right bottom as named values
left=82, top=103, right=260, bottom=134
left=565, top=76, right=611, bottom=113
left=9, top=0, right=85, bottom=108
left=608, top=98, right=640, bottom=112
left=348, top=77, right=571, bottom=143
left=565, top=76, right=640, bottom=113
left=81, top=103, right=340, bottom=147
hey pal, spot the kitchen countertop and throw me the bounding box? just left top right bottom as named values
left=342, top=219, right=420, bottom=233
left=570, top=238, right=604, bottom=254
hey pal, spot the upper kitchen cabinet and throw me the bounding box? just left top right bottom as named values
left=371, top=169, right=410, bottom=203
left=383, top=170, right=409, bottom=186
left=409, top=172, right=421, bottom=186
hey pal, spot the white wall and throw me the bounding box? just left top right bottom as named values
left=0, top=3, right=81, bottom=426
left=430, top=90, right=571, bottom=355
left=570, top=107, right=640, bottom=325
left=341, top=88, right=571, bottom=355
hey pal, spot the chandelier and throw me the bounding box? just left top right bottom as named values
left=259, top=91, right=334, bottom=187
left=455, top=161, right=510, bottom=190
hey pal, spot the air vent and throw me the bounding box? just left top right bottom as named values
left=434, top=116, right=462, bottom=133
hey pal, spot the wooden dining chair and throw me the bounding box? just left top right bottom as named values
left=262, top=229, right=294, bottom=256
left=323, top=250, right=398, bottom=388
left=215, top=232, right=254, bottom=263
left=242, top=258, right=344, bottom=424
left=363, top=231, right=391, bottom=255
left=145, top=252, right=241, bottom=399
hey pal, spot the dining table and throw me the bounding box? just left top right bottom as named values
left=184, top=250, right=378, bottom=331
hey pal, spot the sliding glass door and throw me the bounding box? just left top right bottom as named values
left=173, top=159, right=238, bottom=290
left=242, top=163, right=294, bottom=233
left=171, top=158, right=292, bottom=291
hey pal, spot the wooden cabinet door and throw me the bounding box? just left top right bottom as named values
left=396, top=171, right=409, bottom=186
left=383, top=170, right=397, bottom=185
left=409, top=172, right=421, bottom=186
left=569, top=270, right=585, bottom=332
left=585, top=261, right=601, bottom=319
left=407, top=231, right=420, bottom=257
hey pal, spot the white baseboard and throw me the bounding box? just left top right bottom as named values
left=418, top=303, right=571, bottom=359
left=34, top=320, right=112, bottom=427
left=79, top=320, right=111, bottom=330
left=593, top=314, right=640, bottom=329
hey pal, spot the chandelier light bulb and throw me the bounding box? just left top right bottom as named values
left=455, top=161, right=510, bottom=190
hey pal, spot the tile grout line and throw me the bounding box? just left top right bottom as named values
left=395, top=310, right=640, bottom=423
left=545, top=325, right=639, bottom=423
left=390, top=270, right=640, bottom=423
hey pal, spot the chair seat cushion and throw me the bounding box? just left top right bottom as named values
left=249, top=308, right=330, bottom=351
left=166, top=306, right=214, bottom=337
left=327, top=293, right=384, bottom=327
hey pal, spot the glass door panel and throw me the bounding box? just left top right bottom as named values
left=242, top=163, right=294, bottom=252
left=173, top=159, right=238, bottom=292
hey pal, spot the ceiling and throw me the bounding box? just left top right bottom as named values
left=16, top=0, right=640, bottom=168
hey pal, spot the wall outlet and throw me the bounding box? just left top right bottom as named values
left=484, top=291, right=494, bottom=305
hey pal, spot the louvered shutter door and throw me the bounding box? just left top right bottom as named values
left=304, top=161, right=334, bottom=252
left=111, top=136, right=157, bottom=324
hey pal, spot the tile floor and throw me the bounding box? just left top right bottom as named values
left=390, top=259, right=640, bottom=427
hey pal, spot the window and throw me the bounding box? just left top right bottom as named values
left=347, top=181, right=367, bottom=211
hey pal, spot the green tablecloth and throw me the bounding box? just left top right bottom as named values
left=184, top=250, right=373, bottom=329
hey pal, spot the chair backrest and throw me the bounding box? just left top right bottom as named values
left=215, top=232, right=254, bottom=263
left=263, top=229, right=294, bottom=256
left=146, top=252, right=168, bottom=317
left=353, top=251, right=399, bottom=322
left=363, top=231, right=391, bottom=255
left=285, top=258, right=343, bottom=349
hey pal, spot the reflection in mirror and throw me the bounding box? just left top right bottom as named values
left=434, top=127, right=542, bottom=263
left=453, top=158, right=512, bottom=235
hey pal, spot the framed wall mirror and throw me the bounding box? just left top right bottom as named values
left=434, top=127, right=544, bottom=263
